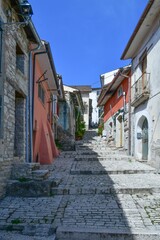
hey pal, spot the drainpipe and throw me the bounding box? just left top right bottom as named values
left=119, top=72, right=131, bottom=156
left=26, top=23, right=42, bottom=162
left=32, top=50, right=47, bottom=125
left=123, top=92, right=126, bottom=113
left=27, top=45, right=41, bottom=163
left=128, top=75, right=131, bottom=156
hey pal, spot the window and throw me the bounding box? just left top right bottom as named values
left=117, top=86, right=123, bottom=98
left=16, top=44, right=25, bottom=74
left=38, top=84, right=45, bottom=104
left=52, top=95, right=57, bottom=115
left=139, top=50, right=147, bottom=74
left=97, top=90, right=100, bottom=96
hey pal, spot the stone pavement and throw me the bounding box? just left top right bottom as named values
left=0, top=130, right=160, bottom=239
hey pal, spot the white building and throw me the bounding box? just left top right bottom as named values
left=100, top=69, right=119, bottom=86
left=121, top=0, right=160, bottom=168
left=89, top=88, right=101, bottom=127
left=71, top=86, right=92, bottom=130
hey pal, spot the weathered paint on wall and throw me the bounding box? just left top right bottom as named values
left=103, top=76, right=129, bottom=151
left=33, top=57, right=59, bottom=164
left=104, top=78, right=129, bottom=122
left=131, top=18, right=160, bottom=167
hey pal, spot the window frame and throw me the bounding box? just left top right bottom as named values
left=16, top=44, right=25, bottom=74
left=38, top=84, right=45, bottom=105
left=117, top=85, right=123, bottom=98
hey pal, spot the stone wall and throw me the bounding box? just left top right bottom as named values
left=57, top=125, right=75, bottom=151
left=0, top=160, right=12, bottom=198
left=0, top=0, right=30, bottom=197
left=14, top=96, right=26, bottom=158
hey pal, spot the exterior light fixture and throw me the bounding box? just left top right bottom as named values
left=2, top=0, right=33, bottom=32
left=20, top=0, right=33, bottom=20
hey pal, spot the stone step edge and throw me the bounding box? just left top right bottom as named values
left=0, top=223, right=56, bottom=237
left=74, top=157, right=134, bottom=161
left=51, top=186, right=159, bottom=195
left=70, top=170, right=155, bottom=175
left=56, top=226, right=160, bottom=240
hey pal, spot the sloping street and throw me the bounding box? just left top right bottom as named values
left=0, top=130, right=160, bottom=239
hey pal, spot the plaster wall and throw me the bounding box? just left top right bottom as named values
left=131, top=18, right=160, bottom=167
left=33, top=59, right=59, bottom=164
left=81, top=93, right=90, bottom=130
left=89, top=90, right=99, bottom=126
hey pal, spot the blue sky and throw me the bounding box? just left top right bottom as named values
left=29, top=0, right=148, bottom=87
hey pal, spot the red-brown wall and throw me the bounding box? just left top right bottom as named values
left=104, top=77, right=129, bottom=123
left=33, top=58, right=59, bottom=164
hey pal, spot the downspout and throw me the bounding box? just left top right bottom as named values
left=32, top=48, right=59, bottom=162
left=32, top=51, right=47, bottom=124
left=128, top=75, right=131, bottom=156
left=25, top=21, right=42, bottom=162
left=119, top=69, right=131, bottom=156
left=26, top=44, right=41, bottom=163
left=123, top=92, right=126, bottom=112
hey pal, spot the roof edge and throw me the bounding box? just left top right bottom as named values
left=121, top=0, right=154, bottom=60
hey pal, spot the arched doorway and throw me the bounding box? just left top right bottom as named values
left=116, top=115, right=123, bottom=147
left=142, top=118, right=148, bottom=160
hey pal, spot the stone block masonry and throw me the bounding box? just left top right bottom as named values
left=0, top=0, right=31, bottom=197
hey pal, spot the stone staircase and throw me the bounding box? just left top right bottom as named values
left=2, top=130, right=160, bottom=239
left=0, top=160, right=12, bottom=198
left=6, top=163, right=60, bottom=197
left=52, top=130, right=160, bottom=240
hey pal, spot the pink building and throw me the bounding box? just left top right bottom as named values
left=32, top=41, right=60, bottom=164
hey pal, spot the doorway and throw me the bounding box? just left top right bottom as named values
left=14, top=91, right=25, bottom=158
left=116, top=115, right=123, bottom=147
left=142, top=118, right=148, bottom=160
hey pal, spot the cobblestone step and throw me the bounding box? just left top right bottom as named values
left=70, top=169, right=154, bottom=175
left=51, top=186, right=157, bottom=195
left=51, top=173, right=160, bottom=195
left=32, top=169, right=50, bottom=180
left=76, top=151, right=115, bottom=156
left=70, top=159, right=155, bottom=175
left=6, top=178, right=59, bottom=197
left=56, top=227, right=160, bottom=240
left=0, top=223, right=55, bottom=238
left=74, top=155, right=134, bottom=161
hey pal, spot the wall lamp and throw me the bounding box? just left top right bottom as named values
left=20, top=0, right=33, bottom=20
left=3, top=0, right=33, bottom=31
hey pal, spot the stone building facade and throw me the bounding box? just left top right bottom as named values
left=0, top=0, right=39, bottom=197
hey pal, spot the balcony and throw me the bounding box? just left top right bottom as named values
left=131, top=73, right=150, bottom=107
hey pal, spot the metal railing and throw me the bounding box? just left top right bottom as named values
left=131, top=72, right=150, bottom=105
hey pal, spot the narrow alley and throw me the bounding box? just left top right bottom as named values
left=0, top=130, right=160, bottom=239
